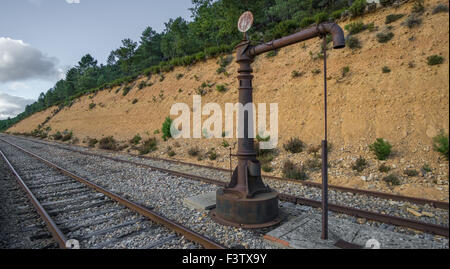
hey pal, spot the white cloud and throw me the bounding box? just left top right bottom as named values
left=0, top=37, right=59, bottom=83
left=66, top=0, right=81, bottom=4
left=0, top=93, right=35, bottom=120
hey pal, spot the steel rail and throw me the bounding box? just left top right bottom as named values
left=8, top=135, right=448, bottom=210
left=0, top=150, right=68, bottom=248
left=1, top=137, right=448, bottom=237
left=0, top=139, right=226, bottom=249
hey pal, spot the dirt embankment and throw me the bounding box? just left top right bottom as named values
left=8, top=0, right=449, bottom=201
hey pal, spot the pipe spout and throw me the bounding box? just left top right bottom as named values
left=249, top=22, right=345, bottom=57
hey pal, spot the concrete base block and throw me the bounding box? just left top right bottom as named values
left=264, top=214, right=446, bottom=249
left=183, top=191, right=217, bottom=211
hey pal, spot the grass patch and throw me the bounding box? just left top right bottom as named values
left=344, top=21, right=367, bottom=35
left=346, top=36, right=361, bottom=49
left=130, top=134, right=142, bottom=145
left=376, top=32, right=394, bottom=43
left=137, top=138, right=157, bottom=155
left=138, top=81, right=146, bottom=89
left=88, top=138, right=98, bottom=148
left=221, top=140, right=229, bottom=148
left=123, top=86, right=132, bottom=96
left=283, top=137, right=305, bottom=153
left=383, top=174, right=401, bottom=186
left=352, top=156, right=368, bottom=172
left=132, top=98, right=138, bottom=104
left=342, top=66, right=350, bottom=77
left=262, top=164, right=273, bottom=173
left=305, top=158, right=321, bottom=171
left=432, top=4, right=449, bottom=14
left=282, top=160, right=307, bottom=180
left=379, top=164, right=391, bottom=173
left=404, top=169, right=419, bottom=177
left=207, top=148, right=217, bottom=160
left=403, top=15, right=422, bottom=28
left=385, top=14, right=404, bottom=24
left=427, top=55, right=444, bottom=66
left=433, top=130, right=449, bottom=160
left=291, top=70, right=304, bottom=78
left=382, top=66, right=391, bottom=73
left=161, top=116, right=173, bottom=141
left=89, top=103, right=96, bottom=109
left=176, top=73, right=184, bottom=80
left=99, top=136, right=117, bottom=150
left=265, top=50, right=278, bottom=58
left=216, top=84, right=228, bottom=92
left=422, top=164, right=432, bottom=173
left=188, top=146, right=200, bottom=157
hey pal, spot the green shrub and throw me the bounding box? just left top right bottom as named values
left=132, top=98, right=138, bottom=104
left=61, top=130, right=73, bottom=142
left=283, top=137, right=305, bottom=153
left=383, top=174, right=401, bottom=186
left=352, top=156, right=368, bottom=172
left=168, top=150, right=176, bottom=157
left=123, top=86, right=132, bottom=96
left=138, top=138, right=157, bottom=155
left=380, top=0, right=394, bottom=6
left=432, top=4, right=449, bottom=14
left=404, top=169, right=419, bottom=177
left=99, top=136, right=117, bottom=150
left=299, top=17, right=315, bottom=28
left=427, top=55, right=444, bottom=66
left=268, top=20, right=299, bottom=40
left=207, top=148, right=217, bottom=160
left=154, top=129, right=160, bottom=134
left=346, top=36, right=361, bottom=49
left=379, top=164, right=391, bottom=173
left=188, top=146, right=200, bottom=157
left=422, top=164, right=432, bottom=173
left=314, top=11, right=329, bottom=24
left=89, top=103, right=96, bottom=109
left=376, top=32, right=394, bottom=43
left=349, top=0, right=367, bottom=17
left=382, top=66, right=391, bottom=73
left=345, top=21, right=366, bottom=35
left=176, top=73, right=184, bottom=80
left=262, top=164, right=274, bottom=173
left=311, top=69, right=321, bottom=75
left=161, top=116, right=173, bottom=141
left=138, top=81, right=146, bottom=89
left=433, top=130, right=449, bottom=160
left=216, top=84, right=228, bottom=92
left=385, top=14, right=405, bottom=24
left=88, top=138, right=98, bottom=148
left=130, top=134, right=142, bottom=145
left=369, top=138, right=392, bottom=160
left=52, top=131, right=63, bottom=140
left=342, top=66, right=350, bottom=77
left=222, top=140, right=229, bottom=148
left=403, top=15, right=422, bottom=28
left=291, top=70, right=303, bottom=78
left=266, top=50, right=278, bottom=58
left=305, top=158, right=321, bottom=171
left=282, top=160, right=308, bottom=180
left=412, top=0, right=425, bottom=14
left=331, top=9, right=345, bottom=20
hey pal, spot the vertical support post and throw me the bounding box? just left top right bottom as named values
left=321, top=36, right=329, bottom=240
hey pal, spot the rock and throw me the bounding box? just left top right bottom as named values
left=361, top=176, right=367, bottom=181
left=421, top=211, right=435, bottom=218
left=356, top=218, right=367, bottom=224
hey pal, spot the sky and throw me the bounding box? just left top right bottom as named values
left=0, top=0, right=193, bottom=120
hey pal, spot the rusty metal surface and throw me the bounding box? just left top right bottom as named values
left=249, top=22, right=345, bottom=56
left=11, top=135, right=449, bottom=210
left=0, top=138, right=226, bottom=249
left=5, top=135, right=449, bottom=237
left=0, top=150, right=68, bottom=249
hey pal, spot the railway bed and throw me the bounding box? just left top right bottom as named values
left=0, top=135, right=448, bottom=248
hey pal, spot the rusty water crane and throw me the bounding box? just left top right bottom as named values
left=211, top=12, right=345, bottom=228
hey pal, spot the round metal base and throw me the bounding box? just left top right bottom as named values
left=211, top=188, right=282, bottom=229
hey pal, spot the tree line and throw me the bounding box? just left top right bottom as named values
left=1, top=0, right=368, bottom=132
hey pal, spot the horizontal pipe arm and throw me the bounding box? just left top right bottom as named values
left=249, top=22, right=345, bottom=57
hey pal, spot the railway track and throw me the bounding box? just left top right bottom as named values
left=0, top=141, right=225, bottom=249
left=1, top=135, right=448, bottom=238
left=7, top=134, right=449, bottom=210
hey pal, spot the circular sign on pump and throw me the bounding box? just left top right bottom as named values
left=237, top=11, right=253, bottom=33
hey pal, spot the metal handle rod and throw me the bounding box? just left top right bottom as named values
left=321, top=36, right=329, bottom=240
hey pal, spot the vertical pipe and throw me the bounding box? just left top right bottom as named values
left=321, top=36, right=329, bottom=240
